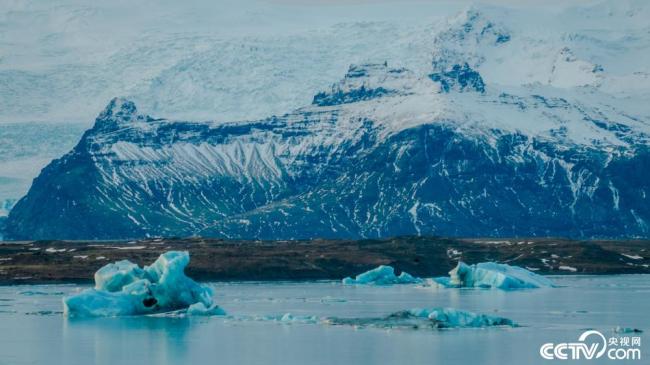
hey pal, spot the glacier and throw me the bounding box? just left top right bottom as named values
left=326, top=308, right=516, bottom=329
left=436, top=261, right=556, bottom=290
left=342, top=265, right=422, bottom=285
left=4, top=1, right=650, bottom=240
left=63, top=251, right=225, bottom=317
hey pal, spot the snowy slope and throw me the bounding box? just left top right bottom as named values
left=4, top=0, right=650, bottom=239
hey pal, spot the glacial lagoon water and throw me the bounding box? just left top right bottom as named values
left=0, top=276, right=648, bottom=365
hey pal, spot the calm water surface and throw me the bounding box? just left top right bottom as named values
left=0, top=275, right=647, bottom=365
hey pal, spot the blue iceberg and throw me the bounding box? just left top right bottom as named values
left=326, top=307, right=516, bottom=329
left=342, top=265, right=423, bottom=285
left=439, top=261, right=555, bottom=289
left=63, top=251, right=225, bottom=317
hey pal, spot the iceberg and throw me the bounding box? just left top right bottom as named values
left=438, top=261, right=555, bottom=289
left=63, top=251, right=225, bottom=317
left=342, top=265, right=423, bottom=285
left=326, top=308, right=516, bottom=329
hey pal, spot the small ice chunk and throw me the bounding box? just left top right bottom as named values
left=63, top=251, right=225, bottom=317
left=342, top=265, right=422, bottom=285
left=614, top=326, right=643, bottom=333
left=320, top=296, right=347, bottom=303
left=20, top=290, right=65, bottom=296
left=186, top=302, right=227, bottom=316
left=255, top=313, right=320, bottom=324
left=281, top=313, right=295, bottom=322
left=445, top=262, right=555, bottom=289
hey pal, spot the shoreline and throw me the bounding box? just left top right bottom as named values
left=0, top=236, right=648, bottom=285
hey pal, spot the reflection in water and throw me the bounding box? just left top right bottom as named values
left=63, top=316, right=194, bottom=364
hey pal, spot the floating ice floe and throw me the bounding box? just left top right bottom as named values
left=614, top=326, right=643, bottom=334
left=433, top=261, right=555, bottom=290
left=233, top=308, right=515, bottom=330
left=325, top=308, right=516, bottom=329
left=20, top=290, right=65, bottom=296
left=63, top=251, right=225, bottom=317
left=342, top=265, right=422, bottom=285
left=266, top=313, right=321, bottom=324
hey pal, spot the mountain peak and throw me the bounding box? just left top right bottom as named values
left=98, top=97, right=138, bottom=121
left=92, top=97, right=150, bottom=131
left=432, top=7, right=510, bottom=73
left=450, top=7, right=510, bottom=45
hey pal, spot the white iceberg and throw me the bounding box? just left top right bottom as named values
left=326, top=307, right=516, bottom=329
left=63, top=251, right=225, bottom=317
left=342, top=265, right=422, bottom=285
left=440, top=261, right=555, bottom=289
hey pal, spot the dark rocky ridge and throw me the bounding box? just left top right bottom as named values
left=4, top=93, right=650, bottom=240
left=0, top=236, right=648, bottom=284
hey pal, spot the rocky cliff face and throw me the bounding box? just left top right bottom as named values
left=5, top=8, right=650, bottom=240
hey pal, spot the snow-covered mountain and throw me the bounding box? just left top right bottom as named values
left=4, top=1, right=650, bottom=240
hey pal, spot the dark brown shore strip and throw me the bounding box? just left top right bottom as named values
left=0, top=236, right=648, bottom=285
